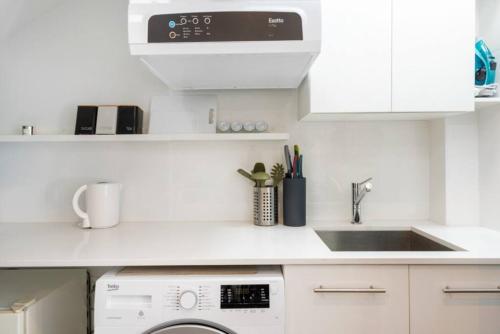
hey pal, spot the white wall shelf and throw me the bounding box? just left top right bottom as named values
left=0, top=133, right=290, bottom=143
left=475, top=97, right=500, bottom=110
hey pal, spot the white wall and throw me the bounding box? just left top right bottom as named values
left=476, top=0, right=500, bottom=231
left=0, top=0, right=166, bottom=135
left=478, top=109, right=500, bottom=231
left=0, top=0, right=431, bottom=225
left=443, top=114, right=480, bottom=226
left=429, top=114, right=480, bottom=227
left=477, top=0, right=500, bottom=55
left=429, top=120, right=446, bottom=224
left=0, top=0, right=66, bottom=40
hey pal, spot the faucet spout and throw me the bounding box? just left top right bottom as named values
left=351, top=178, right=373, bottom=224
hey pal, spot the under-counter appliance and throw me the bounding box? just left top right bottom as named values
left=128, top=0, right=321, bottom=90
left=0, top=269, right=88, bottom=334
left=94, top=266, right=285, bottom=334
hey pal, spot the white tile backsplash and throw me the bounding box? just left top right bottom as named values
left=0, top=100, right=431, bottom=224
left=478, top=109, right=500, bottom=231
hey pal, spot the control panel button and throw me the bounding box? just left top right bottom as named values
left=169, top=31, right=176, bottom=39
left=204, top=17, right=212, bottom=25
left=169, top=20, right=176, bottom=29
left=192, top=17, right=199, bottom=25
left=179, top=291, right=198, bottom=310
left=180, top=17, right=188, bottom=25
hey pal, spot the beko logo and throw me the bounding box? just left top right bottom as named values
left=269, top=18, right=284, bottom=24
left=107, top=284, right=119, bottom=291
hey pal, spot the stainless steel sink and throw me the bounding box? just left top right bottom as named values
left=316, top=230, right=455, bottom=252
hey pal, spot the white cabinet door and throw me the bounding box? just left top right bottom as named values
left=300, top=0, right=392, bottom=118
left=284, top=265, right=409, bottom=334
left=392, top=0, right=475, bottom=112
left=410, top=265, right=500, bottom=334
left=0, top=313, right=23, bottom=334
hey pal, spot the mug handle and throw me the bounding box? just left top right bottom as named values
left=72, top=185, right=90, bottom=229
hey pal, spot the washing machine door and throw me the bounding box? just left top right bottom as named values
left=146, top=320, right=236, bottom=334
left=151, top=324, right=228, bottom=334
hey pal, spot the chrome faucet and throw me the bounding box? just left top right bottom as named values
left=351, top=178, right=373, bottom=224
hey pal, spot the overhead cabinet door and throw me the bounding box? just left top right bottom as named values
left=303, top=0, right=392, bottom=115
left=392, top=0, right=475, bottom=112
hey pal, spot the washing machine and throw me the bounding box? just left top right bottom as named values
left=94, top=266, right=284, bottom=334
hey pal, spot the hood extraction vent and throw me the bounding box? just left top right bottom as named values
left=128, top=0, right=321, bottom=90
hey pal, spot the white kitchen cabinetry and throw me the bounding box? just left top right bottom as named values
left=410, top=265, right=500, bottom=334
left=392, top=0, right=475, bottom=113
left=299, top=0, right=392, bottom=119
left=300, top=0, right=475, bottom=120
left=283, top=265, right=409, bottom=334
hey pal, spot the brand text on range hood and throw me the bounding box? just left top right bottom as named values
left=128, top=0, right=321, bottom=90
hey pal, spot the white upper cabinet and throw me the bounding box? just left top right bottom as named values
left=392, top=0, right=475, bottom=113
left=300, top=0, right=392, bottom=117
left=300, top=0, right=475, bottom=120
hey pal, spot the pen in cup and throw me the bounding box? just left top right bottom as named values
left=284, top=145, right=304, bottom=179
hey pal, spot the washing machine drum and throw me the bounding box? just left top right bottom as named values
left=147, top=321, right=235, bottom=334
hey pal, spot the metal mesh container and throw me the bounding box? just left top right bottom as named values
left=253, top=186, right=278, bottom=226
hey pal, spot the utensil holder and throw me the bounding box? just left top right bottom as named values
left=283, top=178, right=306, bottom=227
left=253, top=186, right=278, bottom=226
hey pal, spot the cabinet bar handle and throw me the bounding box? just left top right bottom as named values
left=443, top=286, right=500, bottom=294
left=314, top=286, right=386, bottom=294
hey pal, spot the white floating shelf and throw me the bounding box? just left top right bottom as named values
left=475, top=97, right=500, bottom=110
left=0, top=133, right=290, bottom=143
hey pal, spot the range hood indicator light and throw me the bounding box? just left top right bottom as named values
left=169, top=21, right=176, bottom=28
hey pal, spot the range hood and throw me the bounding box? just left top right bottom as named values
left=128, top=0, right=321, bottom=90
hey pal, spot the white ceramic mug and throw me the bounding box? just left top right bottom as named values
left=72, top=182, right=122, bottom=229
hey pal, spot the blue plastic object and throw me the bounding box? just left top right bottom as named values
left=475, top=39, right=497, bottom=86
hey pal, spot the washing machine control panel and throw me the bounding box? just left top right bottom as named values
left=164, top=284, right=270, bottom=311
left=164, top=284, right=218, bottom=311
left=221, top=285, right=270, bottom=309
left=179, top=290, right=198, bottom=310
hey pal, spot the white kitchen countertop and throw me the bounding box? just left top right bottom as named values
left=1, top=221, right=500, bottom=267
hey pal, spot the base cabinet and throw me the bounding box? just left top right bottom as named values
left=285, top=265, right=500, bottom=334
left=283, top=265, right=409, bottom=334
left=410, top=265, right=500, bottom=334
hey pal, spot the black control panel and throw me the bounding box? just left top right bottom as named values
left=220, top=285, right=270, bottom=309
left=148, top=11, right=303, bottom=43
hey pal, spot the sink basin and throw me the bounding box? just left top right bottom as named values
left=316, top=230, right=455, bottom=252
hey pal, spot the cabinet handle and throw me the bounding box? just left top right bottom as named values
left=443, top=286, right=500, bottom=294
left=314, top=286, right=386, bottom=294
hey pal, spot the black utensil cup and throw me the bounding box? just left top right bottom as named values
left=283, top=178, right=306, bottom=227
